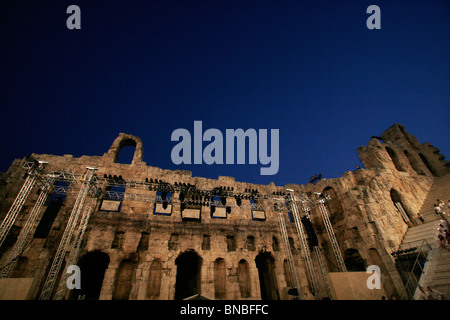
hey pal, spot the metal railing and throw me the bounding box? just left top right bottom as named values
left=395, top=239, right=432, bottom=300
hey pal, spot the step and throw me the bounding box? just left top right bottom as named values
left=431, top=286, right=450, bottom=297
left=402, top=231, right=440, bottom=241
left=404, top=222, right=444, bottom=236
left=419, top=214, right=445, bottom=223
left=436, top=256, right=450, bottom=265
left=417, top=174, right=450, bottom=218
left=435, top=260, right=450, bottom=266
left=431, top=278, right=450, bottom=287
left=432, top=274, right=450, bottom=282
left=399, top=220, right=445, bottom=250
left=409, top=219, right=443, bottom=230
left=400, top=239, right=439, bottom=251
left=401, top=232, right=440, bottom=243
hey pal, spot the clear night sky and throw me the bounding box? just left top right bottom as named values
left=1, top=1, right=449, bottom=186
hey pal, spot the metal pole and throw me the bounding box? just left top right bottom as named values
left=286, top=190, right=321, bottom=299
left=0, top=161, right=46, bottom=249
left=0, top=175, right=55, bottom=278
left=278, top=211, right=301, bottom=299
left=316, top=194, right=347, bottom=272
left=39, top=167, right=97, bottom=300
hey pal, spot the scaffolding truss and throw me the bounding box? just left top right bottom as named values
left=313, top=245, right=333, bottom=299
left=0, top=161, right=47, bottom=250
left=315, top=193, right=347, bottom=272
left=54, top=196, right=97, bottom=300
left=39, top=167, right=98, bottom=300
left=278, top=211, right=300, bottom=299
left=286, top=191, right=321, bottom=299
left=0, top=174, right=56, bottom=278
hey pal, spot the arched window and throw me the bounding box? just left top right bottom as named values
left=385, top=147, right=406, bottom=172
left=237, top=260, right=251, bottom=298
left=113, top=259, right=136, bottom=300
left=403, top=150, right=425, bottom=175
left=115, top=139, right=137, bottom=164
left=146, top=258, right=162, bottom=300
left=106, top=133, right=144, bottom=165
left=214, top=258, right=227, bottom=299
left=419, top=153, right=438, bottom=177
left=390, top=189, right=412, bottom=223
left=116, top=141, right=136, bottom=164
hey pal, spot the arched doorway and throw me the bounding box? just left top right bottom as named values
left=113, top=259, right=136, bottom=300
left=344, top=249, right=366, bottom=271
left=237, top=259, right=251, bottom=298
left=174, top=251, right=202, bottom=300
left=146, top=258, right=162, bottom=300
left=214, top=258, right=226, bottom=299
left=390, top=189, right=413, bottom=224
left=255, top=252, right=279, bottom=300
left=72, top=251, right=109, bottom=300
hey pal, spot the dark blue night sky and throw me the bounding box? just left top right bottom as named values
left=1, top=1, right=449, bottom=186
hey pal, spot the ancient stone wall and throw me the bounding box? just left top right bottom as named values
left=0, top=124, right=447, bottom=300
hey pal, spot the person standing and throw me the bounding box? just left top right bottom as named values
left=427, top=286, right=444, bottom=300
left=434, top=203, right=441, bottom=215
left=417, top=213, right=425, bottom=223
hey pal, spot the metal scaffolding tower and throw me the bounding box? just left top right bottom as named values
left=0, top=174, right=56, bottom=278
left=0, top=160, right=47, bottom=250
left=54, top=196, right=97, bottom=300
left=312, top=245, right=333, bottom=298
left=315, top=193, right=347, bottom=272
left=297, top=197, right=333, bottom=299
left=278, top=211, right=301, bottom=299
left=286, top=190, right=321, bottom=299
left=39, top=167, right=97, bottom=300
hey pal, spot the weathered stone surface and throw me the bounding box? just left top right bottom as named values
left=0, top=124, right=448, bottom=300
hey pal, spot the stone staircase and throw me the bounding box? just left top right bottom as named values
left=417, top=174, right=450, bottom=223
left=398, top=173, right=450, bottom=299
left=426, top=249, right=450, bottom=297
left=399, top=220, right=443, bottom=250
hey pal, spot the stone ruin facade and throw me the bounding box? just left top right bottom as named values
left=0, top=124, right=448, bottom=300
